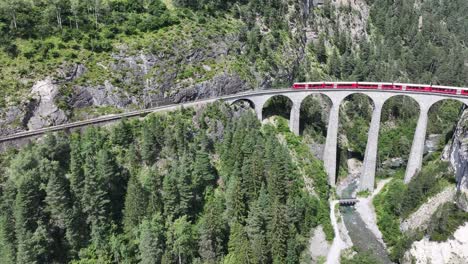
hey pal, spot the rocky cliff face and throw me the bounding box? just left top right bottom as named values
left=403, top=223, right=468, bottom=264
left=443, top=107, right=468, bottom=212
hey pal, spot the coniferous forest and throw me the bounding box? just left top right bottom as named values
left=0, top=103, right=331, bottom=263
left=1, top=0, right=468, bottom=263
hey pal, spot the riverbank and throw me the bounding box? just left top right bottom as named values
left=326, top=200, right=352, bottom=264
left=355, top=178, right=392, bottom=248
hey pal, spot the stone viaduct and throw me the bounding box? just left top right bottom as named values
left=224, top=89, right=468, bottom=191
left=1, top=87, right=468, bottom=191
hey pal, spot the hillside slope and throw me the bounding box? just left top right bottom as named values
left=1, top=0, right=467, bottom=136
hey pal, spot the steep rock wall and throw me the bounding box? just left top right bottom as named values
left=443, top=108, right=468, bottom=211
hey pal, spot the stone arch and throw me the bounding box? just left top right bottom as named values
left=426, top=98, right=467, bottom=153
left=338, top=93, right=376, bottom=156
left=299, top=93, right=333, bottom=140
left=335, top=93, right=375, bottom=191
left=230, top=98, right=256, bottom=110
left=262, top=95, right=294, bottom=121
left=378, top=95, right=421, bottom=175
left=385, top=94, right=423, bottom=114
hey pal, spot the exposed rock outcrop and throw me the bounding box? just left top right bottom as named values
left=27, top=78, right=68, bottom=130
left=443, top=108, right=468, bottom=211
left=403, top=223, right=468, bottom=264
left=316, top=0, right=370, bottom=40
left=425, top=134, right=442, bottom=153
left=71, top=81, right=136, bottom=109
left=400, top=186, right=457, bottom=232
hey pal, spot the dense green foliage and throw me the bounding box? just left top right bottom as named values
left=1, top=0, right=467, bottom=104
left=367, top=0, right=468, bottom=85
left=336, top=94, right=373, bottom=177
left=341, top=251, right=381, bottom=264
left=426, top=202, right=468, bottom=242
left=427, top=100, right=464, bottom=135
left=373, top=160, right=464, bottom=261
left=0, top=103, right=331, bottom=263
left=272, top=117, right=333, bottom=240
left=0, top=0, right=178, bottom=100
left=377, top=96, right=419, bottom=164
left=263, top=96, right=293, bottom=121
left=300, top=95, right=331, bottom=144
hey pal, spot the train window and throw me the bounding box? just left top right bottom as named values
left=433, top=88, right=455, bottom=94
left=360, top=84, right=377, bottom=89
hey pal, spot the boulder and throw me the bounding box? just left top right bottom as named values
left=382, top=157, right=405, bottom=169
left=425, top=134, right=442, bottom=153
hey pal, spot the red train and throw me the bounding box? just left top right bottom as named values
left=292, top=82, right=468, bottom=96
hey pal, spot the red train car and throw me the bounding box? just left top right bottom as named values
left=307, top=83, right=325, bottom=89
left=292, top=83, right=307, bottom=89
left=358, top=82, right=379, bottom=89
left=292, top=82, right=468, bottom=96
left=430, top=86, right=457, bottom=95
left=381, top=84, right=403, bottom=90
left=336, top=82, right=358, bottom=89
left=405, top=85, right=430, bottom=92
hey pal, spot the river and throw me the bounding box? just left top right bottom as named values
left=336, top=174, right=393, bottom=264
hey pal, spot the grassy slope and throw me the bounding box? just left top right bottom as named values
left=0, top=15, right=243, bottom=107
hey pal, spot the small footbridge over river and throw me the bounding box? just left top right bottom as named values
left=338, top=199, right=359, bottom=206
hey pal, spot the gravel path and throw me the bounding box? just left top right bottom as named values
left=326, top=200, right=349, bottom=264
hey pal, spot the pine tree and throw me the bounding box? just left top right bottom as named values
left=223, top=222, right=252, bottom=264
left=177, top=155, right=193, bottom=218
left=197, top=192, right=228, bottom=263
left=226, top=168, right=247, bottom=224
left=140, top=116, right=164, bottom=165
left=44, top=159, right=77, bottom=260
left=14, top=167, right=48, bottom=263
left=167, top=216, right=194, bottom=264
left=315, top=35, right=327, bottom=64
left=123, top=171, right=149, bottom=234
left=0, top=180, right=17, bottom=264
left=69, top=133, right=84, bottom=202
left=285, top=226, right=300, bottom=264
left=82, top=149, right=114, bottom=248
left=268, top=201, right=288, bottom=264
left=144, top=167, right=163, bottom=217
left=242, top=146, right=265, bottom=201
left=110, top=119, right=133, bottom=146
left=246, top=186, right=271, bottom=264
left=192, top=149, right=216, bottom=210
left=139, top=214, right=165, bottom=264
left=328, top=49, right=342, bottom=78
left=267, top=144, right=291, bottom=202
left=162, top=168, right=179, bottom=220
left=100, top=149, right=126, bottom=228
left=67, top=134, right=90, bottom=253
left=45, top=160, right=72, bottom=230
left=341, top=51, right=355, bottom=79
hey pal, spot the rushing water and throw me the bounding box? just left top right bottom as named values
left=338, top=176, right=393, bottom=263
